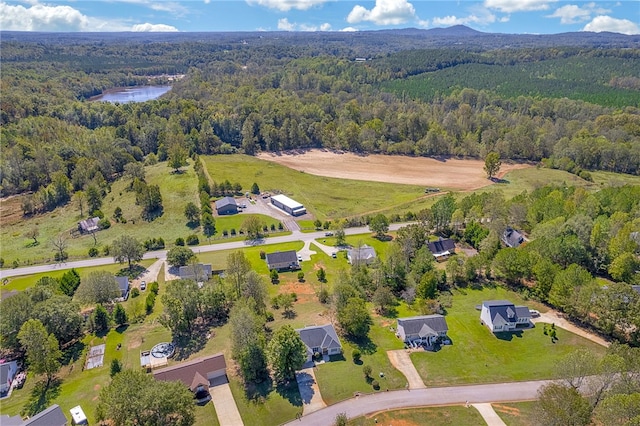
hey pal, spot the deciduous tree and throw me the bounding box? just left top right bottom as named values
left=484, top=151, right=502, bottom=179
left=338, top=297, right=372, bottom=339
left=111, top=235, right=144, bottom=271
left=75, top=271, right=121, bottom=305
left=166, top=246, right=196, bottom=267
left=268, top=325, right=307, bottom=382
left=18, top=319, right=61, bottom=386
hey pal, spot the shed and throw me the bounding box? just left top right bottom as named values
left=78, top=217, right=99, bottom=234
left=271, top=194, right=306, bottom=216
left=70, top=406, right=88, bottom=425
left=215, top=197, right=238, bottom=215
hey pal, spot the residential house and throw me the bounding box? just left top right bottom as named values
left=347, top=245, right=377, bottom=265
left=153, top=353, right=227, bottom=403
left=0, top=360, right=18, bottom=394
left=178, top=263, right=213, bottom=282
left=426, top=238, right=456, bottom=261
left=502, top=227, right=525, bottom=248
left=114, top=276, right=129, bottom=301
left=396, top=315, right=449, bottom=345
left=265, top=250, right=299, bottom=271
left=632, top=285, right=640, bottom=296
left=480, top=300, right=532, bottom=332
left=296, top=324, right=342, bottom=362
left=215, top=197, right=238, bottom=215
left=19, top=404, right=67, bottom=426
left=77, top=217, right=99, bottom=234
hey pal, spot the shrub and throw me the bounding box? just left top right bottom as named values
left=371, top=380, right=380, bottom=390
left=54, top=251, right=68, bottom=262
left=175, top=237, right=185, bottom=246
left=186, top=234, right=199, bottom=245
left=265, top=311, right=274, bottom=322
left=144, top=238, right=165, bottom=250
left=110, top=359, right=122, bottom=377
left=270, top=224, right=276, bottom=231
left=103, top=245, right=110, bottom=256
left=271, top=296, right=281, bottom=310
left=363, top=365, right=372, bottom=378
left=230, top=228, right=236, bottom=236
left=92, top=209, right=104, bottom=219
left=149, top=282, right=159, bottom=294
left=98, top=218, right=111, bottom=229
left=270, top=269, right=279, bottom=283
left=88, top=247, right=99, bottom=257
left=131, top=288, right=140, bottom=298
left=222, top=230, right=228, bottom=237
left=352, top=349, right=361, bottom=363
left=145, top=292, right=156, bottom=314
left=318, top=288, right=330, bottom=304
left=291, top=292, right=297, bottom=301
left=259, top=250, right=266, bottom=259
left=278, top=222, right=283, bottom=230
left=297, top=272, right=304, bottom=282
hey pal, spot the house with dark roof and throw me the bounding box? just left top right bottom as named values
left=502, top=227, right=525, bottom=248
left=632, top=285, right=640, bottom=296
left=153, top=353, right=227, bottom=403
left=480, top=300, right=531, bottom=333
left=23, top=404, right=67, bottom=426
left=265, top=250, right=300, bottom=271
left=426, top=238, right=456, bottom=261
left=296, top=324, right=342, bottom=362
left=178, top=263, right=213, bottom=282
left=77, top=217, right=99, bottom=234
left=397, top=315, right=449, bottom=345
left=114, top=276, right=129, bottom=301
left=214, top=197, right=238, bottom=215
left=347, top=245, right=377, bottom=265
left=0, top=360, right=18, bottom=394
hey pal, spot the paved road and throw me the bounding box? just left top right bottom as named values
left=282, top=380, right=550, bottom=425
left=0, top=224, right=411, bottom=279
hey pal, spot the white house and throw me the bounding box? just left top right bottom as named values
left=397, top=315, right=449, bottom=345
left=347, top=245, right=377, bottom=265
left=480, top=300, right=531, bottom=332
left=0, top=360, right=18, bottom=394
left=296, top=324, right=342, bottom=362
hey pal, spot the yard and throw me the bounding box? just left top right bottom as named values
left=347, top=405, right=486, bottom=426
left=410, top=285, right=607, bottom=386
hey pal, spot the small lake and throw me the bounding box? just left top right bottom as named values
left=90, top=85, right=172, bottom=103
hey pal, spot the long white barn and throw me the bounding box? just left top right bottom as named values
left=271, top=194, right=306, bottom=216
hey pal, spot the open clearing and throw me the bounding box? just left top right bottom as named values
left=257, top=150, right=531, bottom=191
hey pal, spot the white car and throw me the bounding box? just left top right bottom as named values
left=297, top=255, right=303, bottom=262
left=140, top=281, right=147, bottom=291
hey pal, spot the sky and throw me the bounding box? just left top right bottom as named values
left=1, top=0, right=638, bottom=34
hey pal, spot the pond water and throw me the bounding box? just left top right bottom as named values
left=90, top=85, right=171, bottom=103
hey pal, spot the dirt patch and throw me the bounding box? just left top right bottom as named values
left=278, top=281, right=315, bottom=295
left=0, top=194, right=27, bottom=226
left=365, top=411, right=422, bottom=426
left=257, top=150, right=531, bottom=191
left=93, top=384, right=101, bottom=391
left=493, top=404, right=521, bottom=415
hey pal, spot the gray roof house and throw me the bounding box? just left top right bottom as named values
left=296, top=324, right=342, bottom=361
left=347, top=245, right=377, bottom=265
left=397, top=315, right=449, bottom=344
left=632, top=285, right=640, bottom=296
left=502, top=227, right=525, bottom=248
left=480, top=300, right=531, bottom=333
left=215, top=197, right=238, bottom=215
left=178, top=263, right=213, bottom=282
left=265, top=250, right=300, bottom=271
left=0, top=360, right=18, bottom=394
left=24, top=404, right=67, bottom=426
left=77, top=217, right=99, bottom=234
left=426, top=238, right=456, bottom=261
left=114, top=276, right=129, bottom=301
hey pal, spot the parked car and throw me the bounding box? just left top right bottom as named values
left=331, top=252, right=337, bottom=258
left=140, top=281, right=146, bottom=291
left=529, top=309, right=540, bottom=317
left=297, top=254, right=303, bottom=262
left=325, top=232, right=334, bottom=236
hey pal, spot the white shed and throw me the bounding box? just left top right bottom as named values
left=70, top=405, right=88, bottom=425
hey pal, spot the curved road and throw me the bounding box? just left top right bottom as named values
left=0, top=224, right=411, bottom=279
left=283, top=380, right=550, bottom=425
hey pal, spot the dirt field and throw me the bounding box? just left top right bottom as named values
left=257, top=150, right=531, bottom=191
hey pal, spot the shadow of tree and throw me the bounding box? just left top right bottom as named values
left=117, top=264, right=146, bottom=280
left=495, top=330, right=523, bottom=341
left=22, top=377, right=62, bottom=417
left=348, top=336, right=377, bottom=355
left=275, top=380, right=302, bottom=407
left=282, top=309, right=297, bottom=319
left=172, top=324, right=209, bottom=361
left=61, top=341, right=85, bottom=366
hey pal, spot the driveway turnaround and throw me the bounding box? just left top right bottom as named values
left=209, top=382, right=244, bottom=426
left=296, top=367, right=327, bottom=415
left=532, top=310, right=610, bottom=347
left=386, top=350, right=426, bottom=389
left=282, top=379, right=550, bottom=426
left=472, top=403, right=507, bottom=426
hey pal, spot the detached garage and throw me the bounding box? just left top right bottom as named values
left=271, top=194, right=306, bottom=216
left=215, top=197, right=238, bottom=215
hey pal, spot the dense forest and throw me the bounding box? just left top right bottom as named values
left=1, top=30, right=639, bottom=204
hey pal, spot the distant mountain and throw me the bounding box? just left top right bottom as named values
left=425, top=25, right=485, bottom=36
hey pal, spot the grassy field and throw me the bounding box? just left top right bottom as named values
left=410, top=285, right=607, bottom=386
left=348, top=405, right=486, bottom=426
left=493, top=401, right=539, bottom=426
left=202, top=154, right=427, bottom=221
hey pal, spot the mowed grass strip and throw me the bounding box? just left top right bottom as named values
left=410, top=285, right=607, bottom=387
left=347, top=405, right=486, bottom=425
left=492, top=401, right=539, bottom=426
left=202, top=154, right=426, bottom=221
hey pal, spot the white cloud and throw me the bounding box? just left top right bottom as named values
left=247, top=0, right=327, bottom=12
left=485, top=0, right=557, bottom=13
left=583, top=15, right=640, bottom=34
left=115, top=0, right=189, bottom=16
left=278, top=18, right=332, bottom=31
left=0, top=1, right=178, bottom=32
left=340, top=26, right=358, bottom=32
left=432, top=9, right=496, bottom=27
left=347, top=0, right=419, bottom=25
left=547, top=3, right=611, bottom=24
left=132, top=23, right=179, bottom=32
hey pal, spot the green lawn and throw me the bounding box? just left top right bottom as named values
left=228, top=377, right=302, bottom=426
left=1, top=260, right=155, bottom=294
left=410, top=286, right=607, bottom=386
left=202, top=154, right=426, bottom=221
left=347, top=405, right=486, bottom=425
left=493, top=401, right=539, bottom=426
